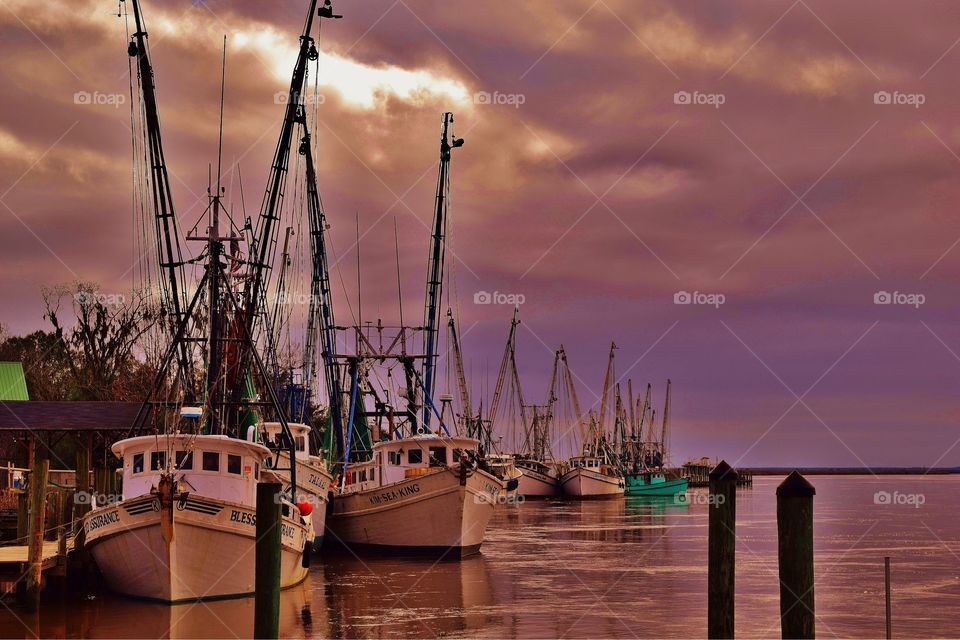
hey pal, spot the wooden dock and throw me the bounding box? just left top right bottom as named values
left=0, top=535, right=74, bottom=577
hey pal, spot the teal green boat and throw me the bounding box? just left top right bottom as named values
left=624, top=470, right=688, bottom=497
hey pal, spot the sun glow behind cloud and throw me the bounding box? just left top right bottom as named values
left=231, top=28, right=471, bottom=109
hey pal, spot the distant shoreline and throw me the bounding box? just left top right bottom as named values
left=744, top=467, right=960, bottom=476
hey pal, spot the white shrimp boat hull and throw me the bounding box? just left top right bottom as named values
left=326, top=467, right=503, bottom=557
left=84, top=495, right=310, bottom=602
left=560, top=466, right=624, bottom=499
left=273, top=452, right=332, bottom=546
left=260, top=423, right=334, bottom=547
left=517, top=466, right=560, bottom=498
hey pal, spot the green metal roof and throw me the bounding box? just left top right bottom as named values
left=0, top=362, right=29, bottom=401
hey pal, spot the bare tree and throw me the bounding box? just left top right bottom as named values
left=43, top=282, right=158, bottom=401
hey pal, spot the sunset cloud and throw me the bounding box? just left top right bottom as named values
left=2, top=0, right=960, bottom=466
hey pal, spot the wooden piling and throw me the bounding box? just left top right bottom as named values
left=884, top=556, right=892, bottom=639
left=16, top=491, right=28, bottom=543
left=254, top=482, right=282, bottom=640
left=777, top=470, right=816, bottom=639
left=74, top=437, right=91, bottom=574
left=708, top=460, right=738, bottom=639
left=75, top=439, right=91, bottom=519
left=24, top=458, right=49, bottom=611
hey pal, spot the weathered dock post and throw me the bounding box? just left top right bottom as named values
left=777, top=471, right=816, bottom=639
left=708, top=460, right=738, bottom=639
left=16, top=490, right=28, bottom=543
left=884, top=556, right=892, bottom=639
left=24, top=458, right=49, bottom=611
left=254, top=482, right=282, bottom=640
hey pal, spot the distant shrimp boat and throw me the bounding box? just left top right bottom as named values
left=485, top=453, right=522, bottom=496
left=514, top=457, right=560, bottom=498
left=559, top=456, right=625, bottom=499
left=326, top=435, right=504, bottom=557
left=624, top=470, right=688, bottom=497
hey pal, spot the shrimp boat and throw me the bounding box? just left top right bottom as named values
left=83, top=434, right=312, bottom=602
left=620, top=380, right=688, bottom=497
left=560, top=344, right=625, bottom=499
left=514, top=456, right=560, bottom=498
left=83, top=0, right=342, bottom=600
left=624, top=469, right=688, bottom=496
left=322, top=111, right=508, bottom=556
left=260, top=422, right=332, bottom=545
left=559, top=455, right=625, bottom=499
left=326, top=434, right=504, bottom=557
left=484, top=453, right=522, bottom=496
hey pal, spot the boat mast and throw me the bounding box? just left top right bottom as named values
left=537, top=348, right=561, bottom=461
left=299, top=123, right=345, bottom=457
left=421, top=112, right=463, bottom=430
left=127, top=0, right=193, bottom=399
left=597, top=341, right=617, bottom=451
left=660, top=379, right=671, bottom=467
left=487, top=307, right=522, bottom=451
left=229, top=0, right=340, bottom=435
left=447, top=308, right=472, bottom=437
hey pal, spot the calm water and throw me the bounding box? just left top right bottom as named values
left=2, top=476, right=959, bottom=638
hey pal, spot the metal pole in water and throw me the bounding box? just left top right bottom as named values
left=254, top=482, right=282, bottom=639
left=777, top=470, right=816, bottom=639
left=884, top=556, right=892, bottom=639
left=24, top=458, right=49, bottom=611
left=708, top=460, right=738, bottom=639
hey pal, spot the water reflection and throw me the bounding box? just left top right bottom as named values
left=0, top=577, right=324, bottom=639
left=320, top=552, right=494, bottom=638
left=2, top=477, right=959, bottom=638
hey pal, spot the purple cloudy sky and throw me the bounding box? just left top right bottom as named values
left=1, top=0, right=960, bottom=467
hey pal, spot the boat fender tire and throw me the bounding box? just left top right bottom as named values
left=506, top=478, right=519, bottom=491
left=302, top=540, right=312, bottom=568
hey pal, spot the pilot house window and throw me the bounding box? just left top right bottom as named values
left=132, top=453, right=144, bottom=474
left=150, top=451, right=166, bottom=471
left=429, top=447, right=447, bottom=467
left=227, top=454, right=242, bottom=475
left=202, top=452, right=220, bottom=472
left=407, top=449, right=423, bottom=464
left=388, top=451, right=401, bottom=465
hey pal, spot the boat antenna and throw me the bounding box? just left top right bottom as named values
left=216, top=35, right=226, bottom=196
left=394, top=217, right=404, bottom=328
left=356, top=210, right=362, bottom=332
